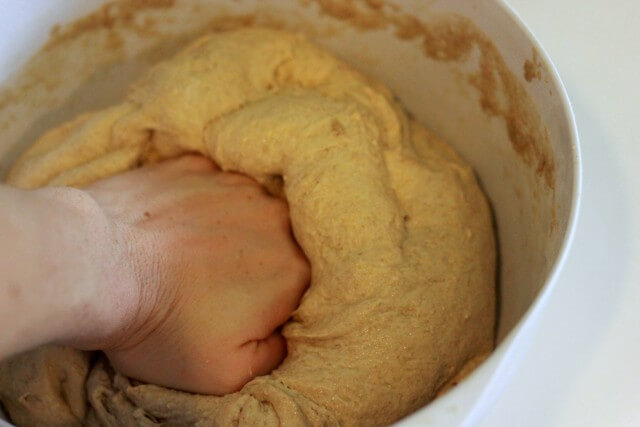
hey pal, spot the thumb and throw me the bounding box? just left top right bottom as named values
left=237, top=333, right=286, bottom=385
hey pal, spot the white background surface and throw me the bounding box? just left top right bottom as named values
left=0, top=1, right=637, bottom=426
left=482, top=1, right=640, bottom=426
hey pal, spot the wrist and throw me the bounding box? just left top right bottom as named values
left=41, top=187, right=140, bottom=350
left=81, top=186, right=165, bottom=353
left=0, top=185, right=138, bottom=357
left=99, top=224, right=168, bottom=353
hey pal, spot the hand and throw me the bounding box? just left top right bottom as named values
left=84, top=156, right=309, bottom=395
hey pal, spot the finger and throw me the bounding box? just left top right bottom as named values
left=216, top=170, right=260, bottom=187
left=285, top=250, right=310, bottom=310
left=245, top=231, right=309, bottom=332
left=240, top=333, right=287, bottom=381
left=268, top=240, right=311, bottom=327
left=266, top=198, right=293, bottom=235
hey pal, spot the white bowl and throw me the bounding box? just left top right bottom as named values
left=0, top=1, right=580, bottom=425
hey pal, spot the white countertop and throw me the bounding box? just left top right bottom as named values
left=480, top=1, right=640, bottom=426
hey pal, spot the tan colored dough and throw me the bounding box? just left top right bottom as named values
left=0, top=28, right=495, bottom=426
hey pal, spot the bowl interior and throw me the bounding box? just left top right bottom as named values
left=0, top=0, right=578, bottom=423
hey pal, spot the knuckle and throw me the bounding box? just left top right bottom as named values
left=267, top=198, right=290, bottom=220
left=293, top=256, right=311, bottom=286
left=281, top=250, right=310, bottom=291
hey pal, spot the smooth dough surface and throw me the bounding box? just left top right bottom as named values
left=0, top=28, right=495, bottom=426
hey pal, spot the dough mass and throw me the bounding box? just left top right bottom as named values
left=0, top=28, right=495, bottom=426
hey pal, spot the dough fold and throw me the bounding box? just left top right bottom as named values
left=0, top=28, right=495, bottom=426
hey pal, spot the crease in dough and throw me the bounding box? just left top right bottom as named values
left=0, top=27, right=495, bottom=426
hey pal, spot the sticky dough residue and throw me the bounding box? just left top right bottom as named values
left=0, top=28, right=495, bottom=426
left=308, top=0, right=555, bottom=189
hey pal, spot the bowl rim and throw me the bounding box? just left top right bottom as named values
left=0, top=1, right=583, bottom=426
left=400, top=0, right=582, bottom=424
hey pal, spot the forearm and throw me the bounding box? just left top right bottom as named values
left=0, top=185, right=134, bottom=359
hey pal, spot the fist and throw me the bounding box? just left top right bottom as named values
left=86, top=156, right=309, bottom=395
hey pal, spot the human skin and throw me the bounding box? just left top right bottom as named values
left=0, top=155, right=309, bottom=395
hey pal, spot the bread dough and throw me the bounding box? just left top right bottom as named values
left=0, top=28, right=495, bottom=426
